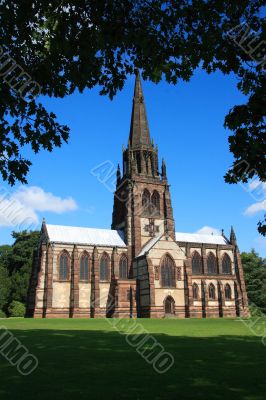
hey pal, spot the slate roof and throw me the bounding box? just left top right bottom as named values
left=44, top=224, right=228, bottom=252
left=45, top=224, right=126, bottom=247
left=175, top=232, right=227, bottom=245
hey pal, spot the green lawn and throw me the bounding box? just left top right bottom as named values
left=0, top=318, right=265, bottom=400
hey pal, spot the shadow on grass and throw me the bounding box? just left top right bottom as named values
left=0, top=329, right=265, bottom=400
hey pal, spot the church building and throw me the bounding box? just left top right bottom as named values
left=27, top=73, right=249, bottom=318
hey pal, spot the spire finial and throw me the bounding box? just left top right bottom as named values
left=116, top=163, right=121, bottom=185
left=162, top=158, right=167, bottom=178
left=230, top=226, right=237, bottom=245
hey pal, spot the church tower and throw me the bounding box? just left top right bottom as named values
left=112, top=72, right=175, bottom=274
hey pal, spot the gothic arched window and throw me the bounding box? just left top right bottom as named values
left=208, top=283, right=216, bottom=299
left=193, top=283, right=199, bottom=299
left=207, top=252, right=217, bottom=275
left=222, top=254, right=232, bottom=274
left=100, top=253, right=109, bottom=282
left=224, top=284, right=232, bottom=300
left=80, top=253, right=89, bottom=281
left=142, top=189, right=150, bottom=215
left=59, top=252, right=69, bottom=280
left=151, top=191, right=160, bottom=215
left=119, top=256, right=128, bottom=279
left=161, top=255, right=175, bottom=287
left=192, top=251, right=202, bottom=275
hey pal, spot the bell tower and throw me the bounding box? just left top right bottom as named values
left=112, top=72, right=175, bottom=274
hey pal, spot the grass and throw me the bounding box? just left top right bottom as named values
left=0, top=318, right=266, bottom=400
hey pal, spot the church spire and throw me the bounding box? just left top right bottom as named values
left=129, top=71, right=151, bottom=148
left=230, top=226, right=237, bottom=245
left=161, top=158, right=167, bottom=179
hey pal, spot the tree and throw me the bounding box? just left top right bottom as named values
left=0, top=231, right=39, bottom=308
left=8, top=300, right=26, bottom=317
left=0, top=244, right=12, bottom=270
left=0, top=266, right=10, bottom=312
left=0, top=1, right=265, bottom=231
left=8, top=231, right=40, bottom=304
left=0, top=244, right=12, bottom=312
left=242, top=249, right=266, bottom=314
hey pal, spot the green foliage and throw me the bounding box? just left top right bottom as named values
left=0, top=1, right=265, bottom=235
left=0, top=266, right=10, bottom=311
left=242, top=249, right=266, bottom=314
left=8, top=300, right=26, bottom=317
left=0, top=244, right=12, bottom=269
left=0, top=231, right=39, bottom=313
left=0, top=309, right=7, bottom=318
left=9, top=231, right=39, bottom=304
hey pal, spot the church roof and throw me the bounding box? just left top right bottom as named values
left=45, top=224, right=126, bottom=247
left=137, top=233, right=164, bottom=257
left=137, top=231, right=227, bottom=258
left=175, top=231, right=227, bottom=245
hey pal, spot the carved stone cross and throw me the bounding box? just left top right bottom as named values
left=144, top=219, right=159, bottom=237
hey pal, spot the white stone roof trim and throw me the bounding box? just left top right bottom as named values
left=175, top=232, right=227, bottom=245
left=137, top=233, right=164, bottom=257
left=45, top=224, right=126, bottom=247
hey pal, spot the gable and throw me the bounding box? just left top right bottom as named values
left=137, top=233, right=185, bottom=260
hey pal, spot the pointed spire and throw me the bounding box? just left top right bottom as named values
left=129, top=71, right=151, bottom=148
left=162, top=158, right=167, bottom=178
left=230, top=226, right=237, bottom=245
left=116, top=164, right=121, bottom=185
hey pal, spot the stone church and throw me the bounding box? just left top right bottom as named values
left=27, top=73, right=249, bottom=318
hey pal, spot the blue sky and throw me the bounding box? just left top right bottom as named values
left=1, top=68, right=265, bottom=256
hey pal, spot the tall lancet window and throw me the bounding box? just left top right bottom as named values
left=224, top=284, right=232, bottom=300
left=100, top=253, right=109, bottom=282
left=142, top=189, right=150, bottom=215
left=193, top=283, right=199, bottom=300
left=161, top=255, right=175, bottom=287
left=59, top=252, right=69, bottom=280
left=80, top=254, right=89, bottom=281
left=119, top=256, right=128, bottom=279
left=192, top=251, right=202, bottom=275
left=222, top=254, right=232, bottom=274
left=207, top=252, right=217, bottom=274
left=208, top=283, right=216, bottom=299
left=151, top=190, right=160, bottom=215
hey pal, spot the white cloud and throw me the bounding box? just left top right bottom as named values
left=248, top=179, right=266, bottom=192
left=0, top=186, right=78, bottom=230
left=195, top=226, right=221, bottom=236
left=13, top=186, right=77, bottom=213
left=244, top=200, right=266, bottom=216
left=244, top=179, right=266, bottom=216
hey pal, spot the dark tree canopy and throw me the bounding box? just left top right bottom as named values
left=242, top=249, right=266, bottom=314
left=0, top=0, right=265, bottom=231
left=0, top=231, right=39, bottom=314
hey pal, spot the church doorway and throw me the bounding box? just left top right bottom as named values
left=164, top=296, right=175, bottom=315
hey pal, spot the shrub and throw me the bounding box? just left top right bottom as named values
left=8, top=301, right=25, bottom=317
left=0, top=310, right=6, bottom=318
